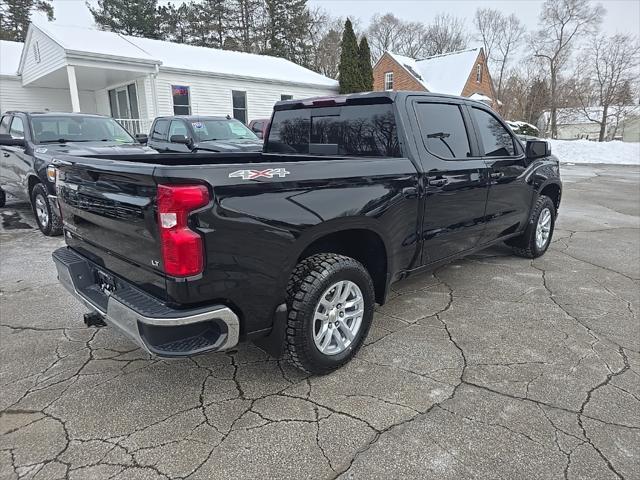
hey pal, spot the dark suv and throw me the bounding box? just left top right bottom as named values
left=0, top=111, right=155, bottom=235
left=147, top=115, right=263, bottom=153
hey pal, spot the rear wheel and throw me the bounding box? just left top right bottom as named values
left=285, top=253, right=374, bottom=374
left=507, top=195, right=556, bottom=258
left=30, top=183, right=62, bottom=236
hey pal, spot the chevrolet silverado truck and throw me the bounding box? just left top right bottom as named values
left=51, top=92, right=561, bottom=374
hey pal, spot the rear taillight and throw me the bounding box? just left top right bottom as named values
left=157, top=184, right=209, bottom=277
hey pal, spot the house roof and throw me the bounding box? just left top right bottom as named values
left=0, top=40, right=23, bottom=76
left=23, top=22, right=338, bottom=88
left=386, top=48, right=483, bottom=96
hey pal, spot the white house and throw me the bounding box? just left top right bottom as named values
left=537, top=106, right=640, bottom=142
left=0, top=22, right=338, bottom=134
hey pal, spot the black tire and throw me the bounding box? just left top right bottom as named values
left=30, top=183, right=62, bottom=236
left=0, top=187, right=5, bottom=208
left=285, top=253, right=375, bottom=375
left=507, top=195, right=556, bottom=258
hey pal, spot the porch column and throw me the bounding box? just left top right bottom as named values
left=66, top=65, right=81, bottom=112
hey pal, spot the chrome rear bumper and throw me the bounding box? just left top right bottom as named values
left=53, top=247, right=239, bottom=357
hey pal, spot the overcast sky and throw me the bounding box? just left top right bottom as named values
left=34, top=0, right=640, bottom=38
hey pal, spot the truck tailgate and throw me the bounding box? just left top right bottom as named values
left=55, top=157, right=167, bottom=299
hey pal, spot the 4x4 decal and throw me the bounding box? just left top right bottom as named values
left=229, top=168, right=290, bottom=180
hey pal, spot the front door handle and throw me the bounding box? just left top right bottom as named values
left=489, top=171, right=504, bottom=179
left=428, top=177, right=448, bottom=187
left=2, top=152, right=9, bottom=158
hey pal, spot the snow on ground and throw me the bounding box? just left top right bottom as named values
left=549, top=139, right=640, bottom=165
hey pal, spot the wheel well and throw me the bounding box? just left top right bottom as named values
left=27, top=176, right=41, bottom=197
left=297, top=229, right=388, bottom=304
left=540, top=183, right=561, bottom=211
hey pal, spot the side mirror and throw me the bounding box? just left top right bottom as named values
left=169, top=134, right=193, bottom=148
left=525, top=140, right=550, bottom=160
left=0, top=134, right=25, bottom=147
left=135, top=134, right=148, bottom=144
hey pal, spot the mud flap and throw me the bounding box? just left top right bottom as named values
left=253, top=303, right=288, bottom=358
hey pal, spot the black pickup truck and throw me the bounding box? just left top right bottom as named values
left=52, top=92, right=561, bottom=374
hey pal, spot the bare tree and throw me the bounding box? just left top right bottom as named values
left=531, top=0, right=605, bottom=138
left=423, top=13, right=468, bottom=57
left=573, top=34, right=640, bottom=141
left=474, top=8, right=502, bottom=65
left=366, top=13, right=405, bottom=61
left=474, top=9, right=525, bottom=103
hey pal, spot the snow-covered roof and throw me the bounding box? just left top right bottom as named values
left=26, top=22, right=338, bottom=88
left=386, top=48, right=483, bottom=96
left=0, top=40, right=23, bottom=76
left=416, top=48, right=481, bottom=96
left=469, top=93, right=492, bottom=103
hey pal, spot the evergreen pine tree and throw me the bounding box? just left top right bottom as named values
left=358, top=36, right=373, bottom=91
left=88, top=0, right=160, bottom=38
left=0, top=0, right=54, bottom=41
left=338, top=19, right=360, bottom=94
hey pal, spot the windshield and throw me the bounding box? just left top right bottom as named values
left=30, top=116, right=135, bottom=144
left=192, top=119, right=258, bottom=142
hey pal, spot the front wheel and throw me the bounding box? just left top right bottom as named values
left=285, top=253, right=375, bottom=374
left=507, top=195, right=556, bottom=258
left=31, top=183, right=62, bottom=236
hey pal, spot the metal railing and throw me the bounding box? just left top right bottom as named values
left=116, top=118, right=151, bottom=136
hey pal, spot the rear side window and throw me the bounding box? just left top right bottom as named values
left=152, top=119, right=169, bottom=141
left=472, top=107, right=515, bottom=156
left=0, top=116, right=10, bottom=134
left=266, top=104, right=401, bottom=157
left=414, top=103, right=470, bottom=159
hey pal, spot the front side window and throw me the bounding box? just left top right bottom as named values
left=384, top=72, right=394, bottom=91
left=232, top=90, right=247, bottom=124
left=472, top=107, right=515, bottom=157
left=168, top=120, right=189, bottom=139
left=172, top=85, right=191, bottom=115
left=9, top=117, right=24, bottom=139
left=415, top=103, right=470, bottom=159
left=0, top=116, right=11, bottom=134
left=151, top=119, right=169, bottom=141
left=266, top=103, right=401, bottom=157
left=30, top=116, right=134, bottom=144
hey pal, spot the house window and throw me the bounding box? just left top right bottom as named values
left=281, top=94, right=293, bottom=101
left=384, top=72, right=394, bottom=91
left=172, top=85, right=191, bottom=115
left=108, top=83, right=139, bottom=119
left=33, top=42, right=41, bottom=63
left=232, top=90, right=247, bottom=124
left=476, top=64, right=482, bottom=83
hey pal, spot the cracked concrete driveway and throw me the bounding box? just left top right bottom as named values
left=1, top=164, right=639, bottom=480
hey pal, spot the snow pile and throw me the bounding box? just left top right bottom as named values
left=549, top=139, right=640, bottom=165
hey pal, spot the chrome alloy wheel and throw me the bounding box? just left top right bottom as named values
left=536, top=207, right=552, bottom=250
left=34, top=193, right=49, bottom=229
left=313, top=280, right=364, bottom=356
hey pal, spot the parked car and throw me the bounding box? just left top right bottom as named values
left=147, top=115, right=263, bottom=153
left=0, top=111, right=155, bottom=235
left=51, top=91, right=561, bottom=374
left=248, top=118, right=271, bottom=139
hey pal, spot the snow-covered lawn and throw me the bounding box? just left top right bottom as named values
left=549, top=139, right=640, bottom=165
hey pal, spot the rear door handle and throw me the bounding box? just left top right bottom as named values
left=489, top=171, right=504, bottom=179
left=428, top=178, right=448, bottom=187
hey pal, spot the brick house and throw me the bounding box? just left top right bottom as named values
left=373, top=47, right=496, bottom=105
